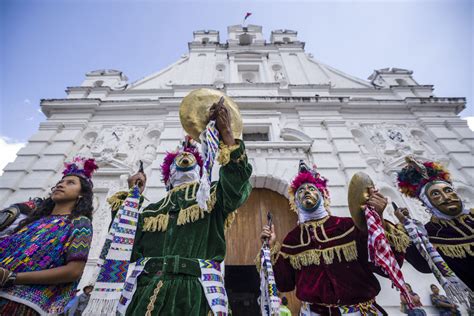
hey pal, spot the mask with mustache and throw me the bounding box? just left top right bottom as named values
left=420, top=181, right=466, bottom=219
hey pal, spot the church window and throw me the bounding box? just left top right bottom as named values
left=241, top=72, right=256, bottom=83
left=243, top=132, right=269, bottom=141
left=202, top=37, right=209, bottom=44
left=238, top=64, right=259, bottom=83
left=243, top=125, right=270, bottom=141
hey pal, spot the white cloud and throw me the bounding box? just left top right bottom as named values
left=462, top=117, right=474, bottom=132
left=26, top=117, right=34, bottom=121
left=24, top=99, right=31, bottom=104
left=0, top=137, right=25, bottom=176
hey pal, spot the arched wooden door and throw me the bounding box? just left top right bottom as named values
left=225, top=188, right=300, bottom=315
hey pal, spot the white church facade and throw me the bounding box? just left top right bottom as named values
left=1, top=24, right=473, bottom=314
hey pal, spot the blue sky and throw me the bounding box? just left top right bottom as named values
left=0, top=0, right=472, bottom=145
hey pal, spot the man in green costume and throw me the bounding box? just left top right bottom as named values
left=107, top=101, right=252, bottom=315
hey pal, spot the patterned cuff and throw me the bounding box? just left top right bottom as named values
left=217, top=141, right=241, bottom=166
left=384, top=222, right=410, bottom=253
left=255, top=242, right=281, bottom=272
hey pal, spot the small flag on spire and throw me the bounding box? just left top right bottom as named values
left=244, top=12, right=252, bottom=20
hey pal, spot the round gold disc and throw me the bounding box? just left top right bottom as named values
left=179, top=88, right=243, bottom=142
left=348, top=172, right=375, bottom=232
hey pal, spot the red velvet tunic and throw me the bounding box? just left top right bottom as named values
left=405, top=210, right=474, bottom=290
left=272, top=216, right=405, bottom=313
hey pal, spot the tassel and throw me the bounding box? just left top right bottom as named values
left=280, top=240, right=358, bottom=270
left=143, top=214, right=169, bottom=232
left=83, top=298, right=119, bottom=315
left=197, top=169, right=211, bottom=211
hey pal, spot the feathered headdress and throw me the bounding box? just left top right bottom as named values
left=397, top=156, right=451, bottom=198
left=63, top=157, right=99, bottom=186
left=288, top=160, right=330, bottom=213
left=160, top=136, right=204, bottom=190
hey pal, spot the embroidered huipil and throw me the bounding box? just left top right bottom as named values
left=405, top=210, right=474, bottom=290
left=123, top=141, right=252, bottom=315
left=0, top=215, right=92, bottom=315
left=271, top=216, right=408, bottom=314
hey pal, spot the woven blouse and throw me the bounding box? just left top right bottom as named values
left=0, top=215, right=92, bottom=315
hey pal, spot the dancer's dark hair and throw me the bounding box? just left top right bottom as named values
left=14, top=176, right=93, bottom=232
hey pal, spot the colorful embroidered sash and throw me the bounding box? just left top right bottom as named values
left=197, top=120, right=220, bottom=211
left=83, top=186, right=142, bottom=315
left=403, top=217, right=472, bottom=307
left=259, top=245, right=280, bottom=316
left=116, top=258, right=150, bottom=315
left=198, top=259, right=228, bottom=316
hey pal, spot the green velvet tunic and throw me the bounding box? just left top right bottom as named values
left=126, top=141, right=252, bottom=316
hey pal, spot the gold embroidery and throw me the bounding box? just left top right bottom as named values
left=270, top=241, right=282, bottom=264
left=384, top=223, right=410, bottom=253
left=429, top=235, right=474, bottom=241
left=146, top=280, right=164, bottom=316
left=280, top=240, right=358, bottom=270
left=143, top=214, right=170, bottom=232
left=183, top=182, right=199, bottom=202
left=224, top=210, right=237, bottom=232
left=217, top=142, right=240, bottom=166
left=170, top=181, right=198, bottom=194
left=434, top=243, right=474, bottom=258
left=176, top=190, right=217, bottom=226
left=156, top=193, right=173, bottom=212
left=312, top=226, right=355, bottom=243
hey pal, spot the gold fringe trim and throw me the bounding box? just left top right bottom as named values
left=217, top=142, right=240, bottom=166
left=177, top=190, right=217, bottom=226
left=145, top=280, right=163, bottom=316
left=434, top=243, right=474, bottom=258
left=106, top=191, right=128, bottom=211
left=431, top=210, right=473, bottom=226
left=270, top=241, right=282, bottom=264
left=280, top=240, right=358, bottom=270
left=385, top=223, right=410, bottom=253
left=143, top=214, right=170, bottom=232
left=288, top=187, right=298, bottom=213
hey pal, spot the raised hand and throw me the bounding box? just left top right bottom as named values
left=127, top=172, right=147, bottom=194
left=260, top=224, right=277, bottom=248
left=367, top=187, right=388, bottom=215
left=209, top=97, right=235, bottom=146
left=394, top=207, right=410, bottom=223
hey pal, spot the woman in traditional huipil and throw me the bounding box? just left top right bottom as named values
left=260, top=162, right=409, bottom=316
left=0, top=157, right=97, bottom=315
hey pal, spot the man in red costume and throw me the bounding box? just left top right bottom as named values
left=260, top=161, right=409, bottom=316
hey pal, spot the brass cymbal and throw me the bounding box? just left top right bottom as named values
left=179, top=88, right=243, bottom=142
left=348, top=172, right=375, bottom=232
